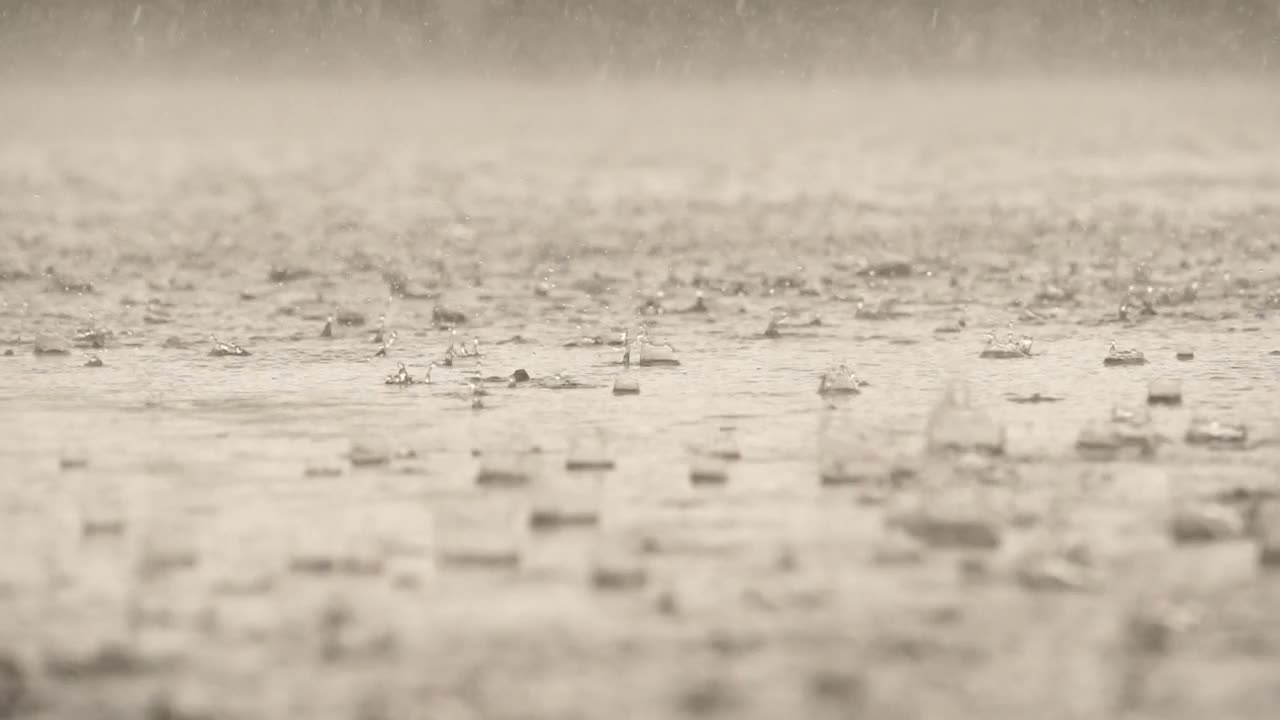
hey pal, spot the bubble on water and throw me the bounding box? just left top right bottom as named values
left=135, top=512, right=202, bottom=581
left=1169, top=504, right=1244, bottom=544
left=817, top=363, right=860, bottom=395
left=444, top=329, right=482, bottom=362
left=75, top=482, right=129, bottom=537
left=40, top=625, right=145, bottom=681
left=1112, top=405, right=1152, bottom=427
left=334, top=308, right=366, bottom=327
left=854, top=297, right=905, bottom=320
left=590, top=540, right=647, bottom=591
left=1104, top=341, right=1146, bottom=366
left=431, top=305, right=467, bottom=327
left=474, top=429, right=540, bottom=485
left=432, top=496, right=525, bottom=570
left=688, top=453, right=729, bottom=485
left=204, top=521, right=281, bottom=596
left=625, top=325, right=680, bottom=366
left=638, top=342, right=680, bottom=366
left=1147, top=378, right=1183, bottom=406
left=348, top=437, right=392, bottom=467
left=285, top=507, right=384, bottom=577
left=208, top=335, right=250, bottom=357
left=383, top=362, right=415, bottom=386
left=373, top=329, right=399, bottom=358
left=469, top=382, right=487, bottom=410
left=818, top=410, right=901, bottom=487
left=0, top=545, right=49, bottom=597
left=612, top=374, right=641, bottom=395
left=566, top=427, right=615, bottom=471
left=145, top=681, right=222, bottom=720
left=1014, top=551, right=1101, bottom=593
left=1075, top=404, right=1160, bottom=460
left=59, top=442, right=89, bottom=471
left=886, top=491, right=1002, bottom=550
left=682, top=293, right=709, bottom=314
left=685, top=427, right=740, bottom=484
left=871, top=529, right=926, bottom=565
left=1005, top=391, right=1062, bottom=404
left=1117, top=282, right=1159, bottom=321
left=924, top=380, right=1005, bottom=457
left=693, top=428, right=735, bottom=463
left=530, top=478, right=601, bottom=531
left=1255, top=501, right=1280, bottom=568
left=1185, top=417, right=1248, bottom=447
left=32, top=333, right=70, bottom=355
left=536, top=373, right=594, bottom=390
left=979, top=328, right=1033, bottom=359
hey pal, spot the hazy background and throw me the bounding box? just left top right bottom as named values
left=3, top=0, right=1279, bottom=82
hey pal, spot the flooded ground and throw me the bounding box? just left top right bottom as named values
left=2, top=79, right=1280, bottom=719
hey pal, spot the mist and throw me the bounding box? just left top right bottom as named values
left=4, top=0, right=1279, bottom=83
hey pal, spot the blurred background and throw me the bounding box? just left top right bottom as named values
left=3, top=0, right=1279, bottom=82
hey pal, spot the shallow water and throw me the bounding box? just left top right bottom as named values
left=2, top=80, right=1280, bottom=719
